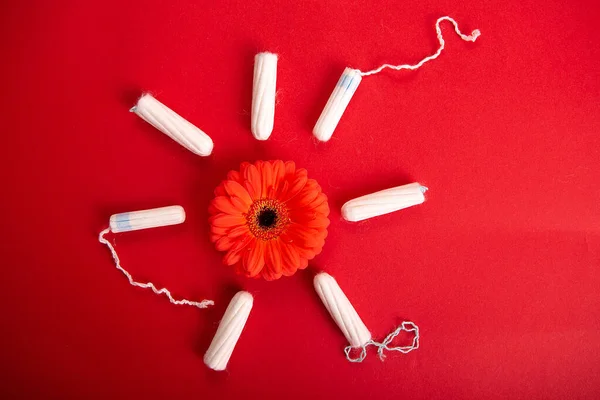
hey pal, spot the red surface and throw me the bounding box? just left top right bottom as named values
left=1, top=0, right=599, bottom=398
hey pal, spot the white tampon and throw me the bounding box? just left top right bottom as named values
left=314, top=272, right=371, bottom=348
left=341, top=182, right=427, bottom=222
left=204, top=291, right=253, bottom=371
left=251, top=52, right=277, bottom=140
left=313, top=68, right=362, bottom=142
left=131, top=94, right=214, bottom=156
left=109, top=205, right=185, bottom=233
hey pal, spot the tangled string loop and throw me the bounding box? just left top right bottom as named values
left=344, top=321, right=420, bottom=362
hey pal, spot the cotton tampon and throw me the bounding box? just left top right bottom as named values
left=204, top=291, right=254, bottom=371
left=131, top=93, right=214, bottom=156
left=313, top=272, right=371, bottom=348
left=313, top=68, right=362, bottom=142
left=109, top=205, right=185, bottom=233
left=251, top=52, right=278, bottom=140
left=314, top=272, right=420, bottom=362
left=341, top=182, right=427, bottom=222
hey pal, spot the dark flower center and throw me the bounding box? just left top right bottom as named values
left=257, top=208, right=278, bottom=228
left=246, top=198, right=290, bottom=241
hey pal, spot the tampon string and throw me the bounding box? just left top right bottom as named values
left=313, top=16, right=480, bottom=142
left=99, top=206, right=213, bottom=309
left=344, top=321, right=420, bottom=363
left=359, top=16, right=481, bottom=76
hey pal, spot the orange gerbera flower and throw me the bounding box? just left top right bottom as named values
left=209, top=160, right=330, bottom=280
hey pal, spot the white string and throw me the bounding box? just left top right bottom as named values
left=344, top=321, right=420, bottom=362
left=98, top=228, right=214, bottom=309
left=359, top=16, right=481, bottom=77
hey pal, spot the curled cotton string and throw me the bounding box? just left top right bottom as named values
left=204, top=291, right=253, bottom=371
left=359, top=16, right=481, bottom=76
left=98, top=228, right=214, bottom=309
left=344, top=321, right=420, bottom=363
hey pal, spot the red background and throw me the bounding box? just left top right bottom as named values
left=1, top=0, right=599, bottom=398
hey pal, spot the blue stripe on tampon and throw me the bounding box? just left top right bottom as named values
left=114, top=212, right=132, bottom=231
left=338, top=72, right=349, bottom=88
left=114, top=212, right=130, bottom=222
left=345, top=74, right=354, bottom=90
left=348, top=74, right=360, bottom=94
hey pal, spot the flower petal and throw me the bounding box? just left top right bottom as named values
left=294, top=246, right=317, bottom=260
left=208, top=203, right=219, bottom=215
left=239, top=162, right=251, bottom=173
left=262, top=160, right=274, bottom=198
left=288, top=180, right=321, bottom=208
left=244, top=164, right=262, bottom=200
left=243, top=239, right=265, bottom=277
left=229, top=233, right=253, bottom=253
left=223, top=180, right=253, bottom=206
left=211, top=196, right=242, bottom=215
left=244, top=181, right=258, bottom=201
left=214, top=184, right=227, bottom=197
left=228, top=224, right=250, bottom=239
left=277, top=181, right=290, bottom=201
left=279, top=241, right=300, bottom=276
left=311, top=198, right=330, bottom=216
left=284, top=161, right=296, bottom=176
left=298, top=257, right=309, bottom=270
left=230, top=196, right=251, bottom=212
left=215, top=236, right=235, bottom=251
left=306, top=193, right=329, bottom=211
left=302, top=216, right=330, bottom=229
left=282, top=169, right=308, bottom=201
left=263, top=239, right=283, bottom=280
left=210, top=225, right=229, bottom=236
left=210, top=213, right=246, bottom=228
left=284, top=223, right=321, bottom=247
left=224, top=249, right=242, bottom=265
left=223, top=234, right=253, bottom=265
left=227, top=170, right=243, bottom=184
left=271, top=160, right=286, bottom=195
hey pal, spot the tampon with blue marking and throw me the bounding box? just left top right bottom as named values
left=131, top=94, right=214, bottom=156
left=313, top=68, right=362, bottom=142
left=109, top=205, right=186, bottom=233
